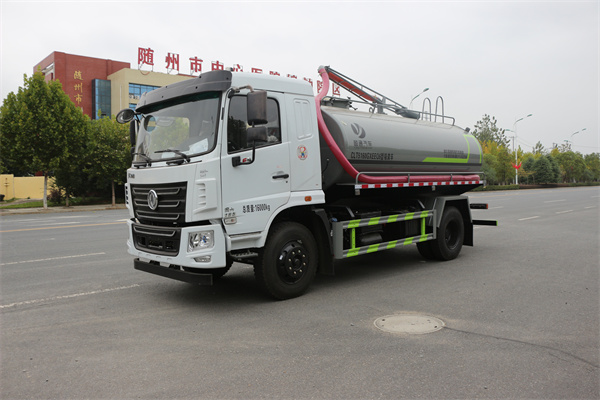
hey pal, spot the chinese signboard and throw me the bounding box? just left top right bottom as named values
left=73, top=70, right=84, bottom=108
left=137, top=46, right=338, bottom=94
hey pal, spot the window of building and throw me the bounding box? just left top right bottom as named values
left=227, top=95, right=281, bottom=153
left=92, top=79, right=111, bottom=119
left=128, top=83, right=160, bottom=109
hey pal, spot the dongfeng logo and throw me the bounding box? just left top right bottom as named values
left=147, top=190, right=159, bottom=210
left=351, top=123, right=366, bottom=139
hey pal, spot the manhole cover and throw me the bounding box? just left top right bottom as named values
left=374, top=314, right=445, bottom=334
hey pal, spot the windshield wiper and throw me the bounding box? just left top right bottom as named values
left=132, top=152, right=152, bottom=167
left=154, top=149, right=190, bottom=163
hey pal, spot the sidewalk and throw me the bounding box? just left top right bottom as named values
left=0, top=203, right=127, bottom=216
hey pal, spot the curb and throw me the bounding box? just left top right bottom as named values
left=0, top=204, right=127, bottom=216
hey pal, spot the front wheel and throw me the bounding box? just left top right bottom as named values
left=429, top=206, right=464, bottom=261
left=255, top=222, right=318, bottom=300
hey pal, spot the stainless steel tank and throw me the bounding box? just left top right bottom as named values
left=319, top=106, right=482, bottom=189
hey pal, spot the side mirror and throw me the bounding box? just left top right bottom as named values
left=247, top=126, right=267, bottom=142
left=116, top=108, right=135, bottom=124
left=129, top=120, right=136, bottom=147
left=247, top=90, right=267, bottom=126
left=232, top=127, right=268, bottom=167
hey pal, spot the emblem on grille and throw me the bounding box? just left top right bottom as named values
left=147, top=190, right=159, bottom=210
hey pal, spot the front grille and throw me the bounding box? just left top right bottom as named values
left=132, top=224, right=181, bottom=256
left=131, top=182, right=187, bottom=225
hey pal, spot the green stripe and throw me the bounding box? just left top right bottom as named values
left=404, top=212, right=415, bottom=220
left=367, top=244, right=380, bottom=253
left=348, top=220, right=360, bottom=229
left=368, top=217, right=380, bottom=226
left=423, top=134, right=473, bottom=164
left=347, top=248, right=359, bottom=257
left=420, top=210, right=430, bottom=218
left=387, top=215, right=398, bottom=223
left=344, top=234, right=434, bottom=258
left=422, top=157, right=468, bottom=164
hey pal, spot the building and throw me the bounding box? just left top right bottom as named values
left=34, top=52, right=191, bottom=119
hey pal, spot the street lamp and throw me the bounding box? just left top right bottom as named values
left=409, top=88, right=429, bottom=109
left=513, top=114, right=533, bottom=185
left=571, top=127, right=587, bottom=139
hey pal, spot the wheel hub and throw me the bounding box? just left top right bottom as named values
left=278, top=242, right=308, bottom=283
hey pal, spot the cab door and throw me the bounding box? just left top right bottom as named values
left=220, top=92, right=290, bottom=236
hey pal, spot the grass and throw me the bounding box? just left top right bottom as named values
left=0, top=200, right=45, bottom=209
left=0, top=197, right=123, bottom=209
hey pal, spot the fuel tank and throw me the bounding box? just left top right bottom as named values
left=319, top=106, right=482, bottom=189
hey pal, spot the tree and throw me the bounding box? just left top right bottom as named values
left=495, top=146, right=514, bottom=185
left=533, top=156, right=554, bottom=184
left=53, top=117, right=91, bottom=206
left=481, top=153, right=498, bottom=185
left=521, top=155, right=536, bottom=184
left=0, top=92, right=36, bottom=176
left=547, top=154, right=561, bottom=183
left=472, top=114, right=509, bottom=147
left=532, top=141, right=545, bottom=155
left=584, top=153, right=600, bottom=182
left=85, top=116, right=131, bottom=206
left=0, top=72, right=88, bottom=208
left=555, top=151, right=586, bottom=183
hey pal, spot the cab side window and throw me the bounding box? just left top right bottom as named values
left=227, top=95, right=281, bottom=153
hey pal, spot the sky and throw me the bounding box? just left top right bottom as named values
left=1, top=0, right=598, bottom=154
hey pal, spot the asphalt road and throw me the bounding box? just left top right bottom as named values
left=1, top=187, right=598, bottom=399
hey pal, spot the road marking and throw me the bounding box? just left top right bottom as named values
left=518, top=216, right=540, bottom=221
left=585, top=206, right=596, bottom=209
left=0, top=252, right=106, bottom=266
left=544, top=199, right=566, bottom=203
left=32, top=221, right=82, bottom=226
left=0, top=284, right=140, bottom=309
left=489, top=206, right=504, bottom=210
left=556, top=210, right=573, bottom=214
left=0, top=221, right=126, bottom=233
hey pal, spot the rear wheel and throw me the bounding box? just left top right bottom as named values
left=429, top=206, right=464, bottom=261
left=255, top=222, right=318, bottom=300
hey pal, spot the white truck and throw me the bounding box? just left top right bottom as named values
left=117, top=66, right=494, bottom=299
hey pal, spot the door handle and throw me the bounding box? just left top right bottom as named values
left=273, top=173, right=289, bottom=180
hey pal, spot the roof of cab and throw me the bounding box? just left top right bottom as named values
left=230, top=72, right=314, bottom=96
left=136, top=69, right=314, bottom=111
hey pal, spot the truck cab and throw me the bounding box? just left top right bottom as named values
left=122, top=70, right=325, bottom=293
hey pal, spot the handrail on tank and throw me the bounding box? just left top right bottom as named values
left=422, top=98, right=432, bottom=121
left=320, top=94, right=455, bottom=126
left=418, top=97, right=455, bottom=125
left=435, top=96, right=444, bottom=124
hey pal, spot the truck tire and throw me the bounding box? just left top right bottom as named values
left=255, top=222, right=318, bottom=300
left=429, top=206, right=464, bottom=261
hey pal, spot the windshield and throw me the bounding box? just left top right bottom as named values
left=134, top=92, right=220, bottom=164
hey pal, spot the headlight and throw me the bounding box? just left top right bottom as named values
left=188, top=231, right=214, bottom=252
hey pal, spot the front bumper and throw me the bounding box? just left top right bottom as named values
left=133, top=258, right=214, bottom=285
left=126, top=220, right=227, bottom=271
